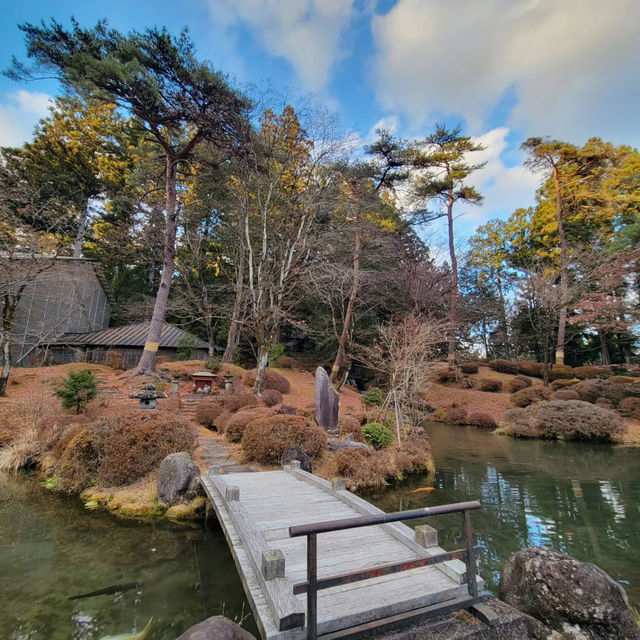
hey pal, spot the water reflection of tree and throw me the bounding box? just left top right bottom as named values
left=366, top=423, right=640, bottom=606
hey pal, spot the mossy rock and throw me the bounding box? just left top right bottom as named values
left=166, top=497, right=207, bottom=520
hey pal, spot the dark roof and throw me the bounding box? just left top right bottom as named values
left=52, top=322, right=209, bottom=349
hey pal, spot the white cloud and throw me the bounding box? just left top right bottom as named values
left=0, top=90, right=51, bottom=147
left=467, top=128, right=539, bottom=223
left=209, top=0, right=356, bottom=92
left=371, top=0, right=640, bottom=144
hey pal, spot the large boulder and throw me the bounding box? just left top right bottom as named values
left=176, top=616, right=256, bottom=639
left=281, top=445, right=312, bottom=473
left=315, top=366, right=340, bottom=432
left=499, top=546, right=640, bottom=639
left=157, top=452, right=200, bottom=506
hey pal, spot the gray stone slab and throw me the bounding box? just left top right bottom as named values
left=315, top=366, right=339, bottom=432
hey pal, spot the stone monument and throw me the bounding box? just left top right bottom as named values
left=315, top=366, right=339, bottom=433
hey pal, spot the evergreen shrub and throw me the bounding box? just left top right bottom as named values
left=362, top=422, right=394, bottom=449
left=363, top=387, right=384, bottom=407
left=55, top=369, right=97, bottom=413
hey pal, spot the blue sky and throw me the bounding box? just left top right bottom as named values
left=1, top=0, right=639, bottom=248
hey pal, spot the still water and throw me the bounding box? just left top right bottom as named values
left=1, top=424, right=639, bottom=639
left=0, top=476, right=257, bottom=639
left=369, top=422, right=640, bottom=608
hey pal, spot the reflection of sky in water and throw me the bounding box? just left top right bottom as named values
left=524, top=512, right=556, bottom=547
left=371, top=423, right=640, bottom=609
left=599, top=481, right=626, bottom=523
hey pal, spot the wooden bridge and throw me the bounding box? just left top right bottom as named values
left=201, top=462, right=488, bottom=640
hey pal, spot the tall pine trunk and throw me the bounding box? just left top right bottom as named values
left=553, top=166, right=569, bottom=365
left=137, top=155, right=178, bottom=374
left=330, top=210, right=361, bottom=383
left=446, top=193, right=458, bottom=369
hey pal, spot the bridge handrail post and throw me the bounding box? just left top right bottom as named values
left=462, top=510, right=478, bottom=598
left=307, top=532, right=318, bottom=640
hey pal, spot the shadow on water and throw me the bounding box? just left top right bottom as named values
left=0, top=474, right=258, bottom=640
left=366, top=422, right=640, bottom=608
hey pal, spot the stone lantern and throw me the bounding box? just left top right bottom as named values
left=129, top=383, right=167, bottom=410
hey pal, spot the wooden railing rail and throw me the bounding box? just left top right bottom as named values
left=289, top=500, right=482, bottom=640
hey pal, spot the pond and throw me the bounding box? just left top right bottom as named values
left=2, top=425, right=638, bottom=639
left=0, top=475, right=258, bottom=639
left=368, top=422, right=640, bottom=608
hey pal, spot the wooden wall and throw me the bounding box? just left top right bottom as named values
left=10, top=260, right=111, bottom=365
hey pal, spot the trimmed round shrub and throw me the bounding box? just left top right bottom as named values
left=58, top=431, right=100, bottom=493
left=517, top=361, right=544, bottom=378
left=339, top=415, right=363, bottom=440
left=278, top=356, right=298, bottom=369
left=227, top=393, right=259, bottom=413
left=467, top=412, right=497, bottom=429
left=508, top=379, right=529, bottom=393
left=609, top=375, right=640, bottom=384
left=548, top=365, right=574, bottom=381
left=262, top=389, right=283, bottom=407
left=276, top=405, right=298, bottom=415
left=573, top=366, right=612, bottom=380
left=224, top=407, right=274, bottom=443
left=511, top=386, right=552, bottom=408
left=333, top=448, right=395, bottom=490
left=459, top=377, right=474, bottom=389
left=246, top=370, right=291, bottom=394
left=437, top=370, right=458, bottom=383
left=57, top=411, right=197, bottom=491
left=195, top=401, right=225, bottom=429
left=362, top=422, right=394, bottom=449
left=515, top=375, right=533, bottom=387
left=460, top=363, right=478, bottom=374
left=394, top=435, right=434, bottom=476
left=363, top=387, right=384, bottom=407
left=499, top=400, right=624, bottom=442
left=596, top=397, right=614, bottom=410
left=550, top=378, right=579, bottom=391
left=572, top=379, right=640, bottom=407
left=620, top=397, right=640, bottom=415
left=480, top=379, right=503, bottom=393
left=489, top=359, right=519, bottom=374
left=241, top=415, right=327, bottom=464
left=551, top=390, right=580, bottom=401
left=446, top=406, right=468, bottom=425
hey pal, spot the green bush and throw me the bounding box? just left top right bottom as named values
left=55, top=369, right=97, bottom=413
left=206, top=356, right=222, bottom=373
left=268, top=344, right=286, bottom=367
left=363, top=387, right=385, bottom=407
left=362, top=422, right=394, bottom=449
left=176, top=333, right=196, bottom=360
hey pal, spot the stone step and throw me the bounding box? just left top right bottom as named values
left=222, top=466, right=258, bottom=474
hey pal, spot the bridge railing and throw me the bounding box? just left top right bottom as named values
left=289, top=500, right=482, bottom=640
